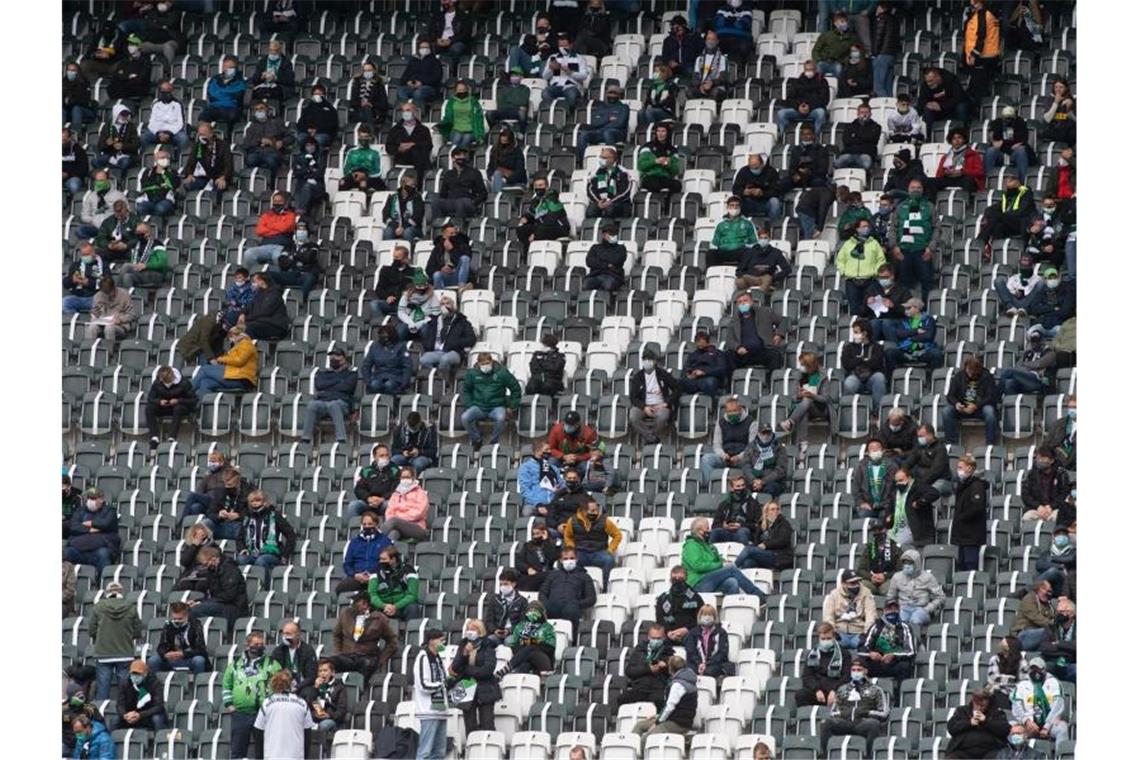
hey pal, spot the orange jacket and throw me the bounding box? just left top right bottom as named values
left=964, top=8, right=1001, bottom=60
left=255, top=210, right=297, bottom=240
left=217, top=337, right=258, bottom=385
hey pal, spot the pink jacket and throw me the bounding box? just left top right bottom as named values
left=385, top=485, right=429, bottom=529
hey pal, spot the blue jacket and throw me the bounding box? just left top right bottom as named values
left=207, top=73, right=247, bottom=109
left=72, top=721, right=114, bottom=760
left=897, top=313, right=939, bottom=354
left=313, top=367, right=359, bottom=410
left=518, top=456, right=565, bottom=506
left=224, top=281, right=255, bottom=310
left=715, top=2, right=754, bottom=40
left=360, top=341, right=412, bottom=390
left=683, top=346, right=730, bottom=381
left=588, top=100, right=630, bottom=132
left=342, top=530, right=393, bottom=577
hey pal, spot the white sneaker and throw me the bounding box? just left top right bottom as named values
left=1005, top=307, right=1018, bottom=317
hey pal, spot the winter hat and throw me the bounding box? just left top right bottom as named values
left=896, top=148, right=912, bottom=162
left=104, top=581, right=124, bottom=596
left=127, top=34, right=143, bottom=46
left=412, top=270, right=430, bottom=286
left=1041, top=266, right=1059, bottom=278
left=1001, top=105, right=1017, bottom=118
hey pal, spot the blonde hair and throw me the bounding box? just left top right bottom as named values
left=958, top=453, right=977, bottom=471
left=270, top=670, right=293, bottom=694
left=697, top=604, right=718, bottom=623
left=799, top=351, right=821, bottom=374
left=184, top=523, right=213, bottom=544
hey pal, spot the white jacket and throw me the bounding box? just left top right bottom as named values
left=81, top=188, right=127, bottom=225
left=542, top=52, right=590, bottom=89
left=413, top=648, right=451, bottom=719
left=147, top=99, right=186, bottom=136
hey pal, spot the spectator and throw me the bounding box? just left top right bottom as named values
left=795, top=622, right=852, bottom=708
left=562, top=497, right=622, bottom=587
left=145, top=365, right=196, bottom=449
left=662, top=15, right=702, bottom=76
left=979, top=176, right=1037, bottom=259
left=776, top=60, right=829, bottom=136
left=483, top=568, right=529, bottom=643
left=301, top=348, right=358, bottom=443
left=870, top=1, right=901, bottom=97
left=576, top=85, right=628, bottom=160
left=637, top=123, right=683, bottom=196
left=582, top=220, right=627, bottom=291
left=348, top=59, right=389, bottom=128
left=818, top=657, right=889, bottom=751
left=1035, top=525, right=1076, bottom=598
left=941, top=355, right=1000, bottom=445
left=201, top=56, right=246, bottom=131
left=92, top=104, right=139, bottom=182
left=586, top=147, right=633, bottom=219
left=862, top=263, right=910, bottom=340
left=366, top=547, right=425, bottom=623
left=331, top=592, right=398, bottom=681
left=250, top=39, right=295, bottom=108
left=260, top=1, right=303, bottom=42
left=115, top=659, right=167, bottom=732
left=398, top=42, right=444, bottom=112
left=853, top=439, right=898, bottom=522
left=985, top=105, right=1035, bottom=183
left=222, top=632, right=281, bottom=759
left=679, top=331, right=730, bottom=396
left=1027, top=266, right=1075, bottom=338
left=681, top=519, right=767, bottom=600
left=384, top=175, right=425, bottom=243
left=426, top=221, right=476, bottom=288
left=701, top=399, right=758, bottom=487
left=488, top=126, right=528, bottom=193
left=631, top=657, right=699, bottom=746
left=69, top=714, right=114, bottom=760
left=571, top=0, right=612, bottom=56
left=929, top=127, right=984, bottom=196
left=517, top=176, right=570, bottom=244
left=186, top=545, right=248, bottom=632
left=837, top=217, right=887, bottom=313
left=1011, top=657, right=1069, bottom=742
left=1040, top=78, right=1076, bottom=145
left=526, top=334, right=566, bottom=399
left=539, top=548, right=597, bottom=639
left=486, top=69, right=531, bottom=129
left=1042, top=598, right=1076, bottom=682
left=963, top=0, right=1002, bottom=102
left=234, top=268, right=286, bottom=336
left=371, top=244, right=415, bottom=318
left=497, top=600, right=558, bottom=677
left=242, top=191, right=297, bottom=267
left=707, top=196, right=759, bottom=267
left=397, top=272, right=442, bottom=340
left=417, top=294, right=475, bottom=376
left=182, top=122, right=233, bottom=195
left=783, top=127, right=833, bottom=237
left=629, top=347, right=678, bottom=443
left=255, top=670, right=316, bottom=760
left=391, top=411, right=440, bottom=473
left=66, top=486, right=121, bottom=580
left=269, top=219, right=322, bottom=301
left=885, top=95, right=925, bottom=146
left=713, top=0, right=754, bottom=62
left=191, top=325, right=258, bottom=399
left=688, top=30, right=729, bottom=103
left=85, top=276, right=137, bottom=353
left=779, top=351, right=830, bottom=451
left=336, top=511, right=392, bottom=594
left=133, top=148, right=180, bottom=219
left=541, top=33, right=590, bottom=111
left=890, top=179, right=938, bottom=300
left=438, top=81, right=485, bottom=151
left=902, top=422, right=952, bottom=494
left=62, top=476, right=82, bottom=538
left=242, top=101, right=291, bottom=184
left=946, top=688, right=1011, bottom=759
left=296, top=83, right=339, bottom=148
left=857, top=519, right=902, bottom=595
left=884, top=298, right=943, bottom=373
left=271, top=620, right=318, bottom=691
left=997, top=724, right=1047, bottom=759
left=823, top=570, right=878, bottom=649
left=858, top=599, right=916, bottom=679
left=886, top=549, right=945, bottom=627
left=888, top=465, right=942, bottom=548
left=63, top=61, right=95, bottom=130
left=1025, top=196, right=1070, bottom=270
left=291, top=135, right=326, bottom=213
left=62, top=243, right=104, bottom=314
left=838, top=51, right=874, bottom=102
left=916, top=67, right=969, bottom=129
left=842, top=318, right=888, bottom=410
left=728, top=290, right=786, bottom=367
left=617, top=624, right=675, bottom=707
left=638, top=61, right=679, bottom=129
left=202, top=469, right=251, bottom=541
left=412, top=631, right=450, bottom=759
left=656, top=566, right=706, bottom=644
left=738, top=421, right=788, bottom=498
left=736, top=499, right=795, bottom=571
left=115, top=221, right=168, bottom=290
left=148, top=601, right=209, bottom=675
left=90, top=581, right=142, bottom=699
left=988, top=635, right=1027, bottom=711
left=449, top=620, right=501, bottom=734
left=337, top=127, right=386, bottom=198
left=732, top=152, right=782, bottom=221
left=1022, top=448, right=1070, bottom=523
left=236, top=490, right=296, bottom=584
left=950, top=454, right=988, bottom=571
left=141, top=80, right=187, bottom=154
left=428, top=0, right=472, bottom=66
left=107, top=34, right=152, bottom=100
left=516, top=520, right=560, bottom=592
left=836, top=191, right=871, bottom=242
left=547, top=410, right=602, bottom=476
left=360, top=324, right=413, bottom=397
left=76, top=169, right=125, bottom=241
left=683, top=604, right=735, bottom=678
left=462, top=352, right=522, bottom=450
left=1041, top=395, right=1077, bottom=471
left=181, top=450, right=234, bottom=519
left=813, top=11, right=857, bottom=76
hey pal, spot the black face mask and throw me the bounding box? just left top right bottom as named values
left=566, top=482, right=582, bottom=492
left=531, top=535, right=546, bottom=544
left=671, top=579, right=687, bottom=592
left=160, top=92, right=173, bottom=102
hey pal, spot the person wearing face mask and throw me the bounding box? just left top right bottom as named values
left=856, top=518, right=903, bottom=595
left=857, top=598, right=916, bottom=679
left=946, top=687, right=1012, bottom=759
left=115, top=221, right=169, bottom=290
left=301, top=347, right=360, bottom=444
left=397, top=45, right=444, bottom=112
left=106, top=33, right=152, bottom=100
left=573, top=0, right=613, bottom=57
left=497, top=600, right=558, bottom=677
left=682, top=518, right=768, bottom=600
left=837, top=218, right=888, bottom=313
left=70, top=713, right=114, bottom=760
left=838, top=44, right=873, bottom=99
left=337, top=511, right=393, bottom=594
left=380, top=468, right=431, bottom=544
left=731, top=153, right=781, bottom=221
left=367, top=546, right=424, bottom=621
left=884, top=298, right=943, bottom=374
left=1021, top=448, right=1071, bottom=523
left=841, top=318, right=888, bottom=410
left=997, top=326, right=1057, bottom=398
left=710, top=0, right=754, bottom=62
left=581, top=220, right=628, bottom=290
left=885, top=95, right=926, bottom=149
left=221, top=632, right=282, bottom=759
left=1041, top=597, right=1076, bottom=682
left=449, top=619, right=502, bottom=733
left=84, top=276, right=137, bottom=353
left=987, top=635, right=1028, bottom=711
left=778, top=351, right=830, bottom=455
left=384, top=176, right=426, bottom=242
left=434, top=144, right=487, bottom=220
left=483, top=569, right=529, bottom=643
left=562, top=497, right=622, bottom=588
left=776, top=61, right=830, bottom=136
left=682, top=604, right=735, bottom=678
left=576, top=86, right=629, bottom=161
left=735, top=232, right=792, bottom=294
left=688, top=30, right=729, bottom=103
left=114, top=659, right=168, bottom=732
left=180, top=450, right=234, bottom=520
left=1023, top=198, right=1069, bottom=270
left=1026, top=266, right=1074, bottom=339
left=141, top=79, right=189, bottom=154
left=488, top=67, right=534, bottom=128
left=133, top=147, right=180, bottom=218
left=487, top=126, right=528, bottom=194
left=184, top=545, right=248, bottom=633
left=348, top=59, right=389, bottom=127
left=812, top=11, right=857, bottom=76
left=638, top=62, right=679, bottom=129
left=962, top=0, right=1003, bottom=102
left=63, top=62, right=95, bottom=131
left=1034, top=526, right=1076, bottom=598
left=250, top=39, right=295, bottom=107
left=438, top=80, right=486, bottom=151
left=550, top=467, right=596, bottom=529
left=585, top=147, right=633, bottom=220
left=89, top=581, right=142, bottom=700
left=413, top=629, right=451, bottom=759
left=516, top=521, right=560, bottom=592
left=886, top=464, right=942, bottom=547
left=637, top=123, right=684, bottom=196
left=181, top=123, right=234, bottom=195
left=985, top=105, right=1036, bottom=183
left=426, top=221, right=478, bottom=291
left=192, top=324, right=259, bottom=399
left=547, top=410, right=602, bottom=476
left=242, top=192, right=298, bottom=269
left=517, top=176, right=571, bottom=244
left=979, top=175, right=1037, bottom=259
left=541, top=32, right=591, bottom=111
left=617, top=624, right=676, bottom=708
left=200, top=55, right=246, bottom=132
left=236, top=272, right=289, bottom=340
left=949, top=453, right=988, bottom=572
left=144, top=365, right=197, bottom=449
left=887, top=177, right=938, bottom=298
left=539, top=548, right=598, bottom=639
left=996, top=253, right=1044, bottom=318
left=260, top=0, right=302, bottom=42
left=861, top=263, right=910, bottom=339
left=1011, top=657, right=1069, bottom=743
left=941, top=355, right=1000, bottom=446
left=296, top=84, right=339, bottom=148
left=331, top=592, right=399, bottom=683
left=291, top=135, right=327, bottom=213
left=76, top=166, right=125, bottom=240
left=701, top=398, right=758, bottom=487
left=236, top=490, right=297, bottom=585
left=270, top=621, right=318, bottom=692
left=853, top=438, right=899, bottom=522
left=795, top=622, right=852, bottom=708
left=202, top=469, right=252, bottom=541
left=92, top=104, right=139, bottom=182
left=736, top=421, right=788, bottom=498
left=242, top=100, right=292, bottom=183
left=886, top=548, right=945, bottom=628
left=836, top=190, right=872, bottom=241
left=661, top=15, right=701, bottom=74
left=428, top=0, right=473, bottom=65
left=707, top=196, right=759, bottom=267
left=462, top=352, right=523, bottom=450
left=995, top=723, right=1046, bottom=759
left=63, top=243, right=105, bottom=314
left=629, top=347, right=679, bottom=443
left=930, top=127, right=986, bottom=199
left=396, top=270, right=442, bottom=340
left=1013, top=581, right=1057, bottom=652
left=270, top=218, right=322, bottom=301
left=1041, top=395, right=1077, bottom=472
left=655, top=566, right=706, bottom=643
left=823, top=570, right=879, bottom=649
left=518, top=440, right=567, bottom=519
left=631, top=656, right=700, bottom=748
left=679, top=331, right=730, bottom=397
left=884, top=151, right=927, bottom=209
left=418, top=293, right=477, bottom=377
left=149, top=602, right=210, bottom=675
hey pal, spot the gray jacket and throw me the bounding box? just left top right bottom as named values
left=886, top=548, right=946, bottom=614
left=726, top=306, right=786, bottom=350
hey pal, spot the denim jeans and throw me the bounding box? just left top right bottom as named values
left=242, top=243, right=286, bottom=268
left=295, top=180, right=323, bottom=213
left=64, top=546, right=113, bottom=578
left=638, top=106, right=672, bottom=130
left=1065, top=238, right=1076, bottom=281
left=366, top=377, right=408, bottom=396
left=999, top=368, right=1045, bottom=397
left=417, top=717, right=449, bottom=759
left=449, top=131, right=475, bottom=150
left=678, top=376, right=720, bottom=396
left=984, top=146, right=1030, bottom=183
left=797, top=210, right=818, bottom=239
left=92, top=153, right=134, bottom=177
left=65, top=104, right=96, bottom=129
left=391, top=454, right=434, bottom=473
left=817, top=61, right=843, bottom=77
left=295, top=130, right=333, bottom=148
left=238, top=552, right=280, bottom=587
left=396, top=85, right=439, bottom=112
left=835, top=153, right=873, bottom=170
left=230, top=710, right=258, bottom=760
left=699, top=452, right=735, bottom=485
left=941, top=404, right=998, bottom=445
left=577, top=126, right=624, bottom=159
left=270, top=270, right=319, bottom=302
left=1017, top=627, right=1049, bottom=651
left=245, top=148, right=284, bottom=176
left=709, top=526, right=752, bottom=544
left=541, top=84, right=581, bottom=110
left=184, top=491, right=213, bottom=518
left=776, top=107, right=827, bottom=135
left=431, top=255, right=471, bottom=288
left=462, top=406, right=508, bottom=444
left=142, top=128, right=191, bottom=153
left=147, top=653, right=208, bottom=674
left=420, top=350, right=463, bottom=372
left=95, top=661, right=131, bottom=700
left=692, top=567, right=766, bottom=600
left=192, top=365, right=247, bottom=397
left=202, top=517, right=244, bottom=540
left=137, top=199, right=175, bottom=217
left=897, top=249, right=934, bottom=300
left=900, top=606, right=931, bottom=627
left=63, top=295, right=94, bottom=314
left=582, top=272, right=622, bottom=292
left=843, top=372, right=887, bottom=409
left=75, top=223, right=99, bottom=239
left=735, top=547, right=781, bottom=569
left=383, top=223, right=421, bottom=242
left=576, top=549, right=615, bottom=588
left=837, top=632, right=863, bottom=650
left=872, top=54, right=896, bottom=97
left=303, top=399, right=350, bottom=442
left=845, top=278, right=874, bottom=315
left=995, top=277, right=1042, bottom=311
left=740, top=195, right=783, bottom=220
left=65, top=176, right=84, bottom=196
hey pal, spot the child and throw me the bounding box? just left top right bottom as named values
left=887, top=93, right=925, bottom=145
left=220, top=267, right=254, bottom=329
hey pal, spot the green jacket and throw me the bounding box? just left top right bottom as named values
left=836, top=236, right=887, bottom=280
left=506, top=619, right=557, bottom=649
left=711, top=216, right=758, bottom=251
left=132, top=241, right=169, bottom=273
left=90, top=597, right=143, bottom=659
left=368, top=562, right=421, bottom=611
left=222, top=655, right=281, bottom=713
left=94, top=213, right=139, bottom=251
left=497, top=84, right=531, bottom=111
left=463, top=363, right=522, bottom=411
left=637, top=147, right=682, bottom=181
left=681, top=535, right=724, bottom=588
left=893, top=198, right=934, bottom=252
left=813, top=29, right=856, bottom=63
left=343, top=146, right=382, bottom=178
left=439, top=96, right=486, bottom=143
left=837, top=206, right=872, bottom=236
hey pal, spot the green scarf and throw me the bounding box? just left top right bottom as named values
left=1032, top=680, right=1050, bottom=725
left=891, top=488, right=908, bottom=539
left=867, top=464, right=885, bottom=502
left=245, top=510, right=281, bottom=556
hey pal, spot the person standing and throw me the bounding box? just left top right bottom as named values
left=89, top=581, right=143, bottom=700
left=413, top=629, right=450, bottom=760
left=950, top=454, right=988, bottom=571
left=222, top=632, right=282, bottom=760
left=255, top=670, right=316, bottom=760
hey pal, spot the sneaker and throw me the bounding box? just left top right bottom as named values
left=1016, top=308, right=1028, bottom=317
left=148, top=437, right=160, bottom=452
left=779, top=419, right=794, bottom=433
left=797, top=441, right=809, bottom=461
left=1005, top=307, right=1018, bottom=317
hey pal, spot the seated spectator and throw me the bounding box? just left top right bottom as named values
left=516, top=520, right=560, bottom=592
left=779, top=351, right=830, bottom=449
left=348, top=59, right=389, bottom=128
left=148, top=601, right=209, bottom=676
left=582, top=221, right=628, bottom=292
left=270, top=219, right=322, bottom=302
left=462, top=352, right=522, bottom=450
left=250, top=39, right=295, bottom=108
left=383, top=175, right=425, bottom=243
left=291, top=135, right=326, bottom=213
left=683, top=604, right=735, bottom=678
left=738, top=422, right=788, bottom=498
left=217, top=267, right=254, bottom=329
left=985, top=105, right=1036, bottom=183
left=782, top=128, right=833, bottom=238
left=546, top=410, right=600, bottom=476
left=483, top=569, right=528, bottom=644
left=887, top=548, right=946, bottom=628
left=712, top=0, right=755, bottom=61
left=732, top=153, right=782, bottom=221
left=331, top=592, right=398, bottom=682
left=941, top=355, right=1000, bottom=446
left=416, top=295, right=475, bottom=377
left=917, top=66, right=969, bottom=129
left=775, top=60, right=829, bottom=136
left=182, top=122, right=233, bottom=195
left=836, top=191, right=871, bottom=242
left=946, top=688, right=1011, bottom=759
left=951, top=453, right=988, bottom=571
left=1013, top=583, right=1059, bottom=657
left=838, top=44, right=873, bottom=98
left=681, top=519, right=767, bottom=600
left=842, top=318, right=888, bottom=410
left=929, top=128, right=985, bottom=196
left=93, top=104, right=139, bottom=181
left=76, top=169, right=125, bottom=240
left=296, top=83, right=339, bottom=148
left=857, top=518, right=902, bottom=595
left=795, top=622, right=852, bottom=708
left=837, top=217, right=887, bottom=313
left=1042, top=598, right=1076, bottom=682
left=638, top=61, right=679, bottom=129
left=360, top=323, right=413, bottom=398
left=496, top=600, right=558, bottom=677
left=242, top=191, right=297, bottom=267
left=428, top=0, right=471, bottom=65
left=186, top=545, right=248, bottom=632
left=1022, top=448, right=1070, bottom=522
left=858, top=599, right=916, bottom=679
left=1036, top=525, right=1076, bottom=598
left=561, top=497, right=622, bottom=588
left=368, top=546, right=424, bottom=621
left=517, top=175, right=570, bottom=245
left=1025, top=199, right=1070, bottom=270
left=347, top=444, right=400, bottom=519
left=63, top=61, right=95, bottom=130
left=145, top=365, right=196, bottom=449
left=887, top=465, right=942, bottom=547
left=549, top=468, right=593, bottom=528
left=885, top=94, right=925, bottom=146
left=576, top=84, right=628, bottom=160
left=823, top=570, right=878, bottom=649
left=380, top=468, right=430, bottom=543
left=708, top=196, right=759, bottom=267
left=427, top=223, right=476, bottom=289
left=486, top=69, right=532, bottom=129
left=236, top=491, right=296, bottom=584
left=814, top=10, right=857, bottom=76
left=662, top=14, right=701, bottom=76
left=883, top=298, right=943, bottom=373
left=836, top=103, right=882, bottom=170
left=701, top=399, right=758, bottom=487
left=862, top=263, right=910, bottom=340
left=391, top=411, right=440, bottom=473
left=1026, top=266, right=1075, bottom=339
left=69, top=714, right=114, bottom=760
left=736, top=499, right=795, bottom=571
left=135, top=148, right=180, bottom=218
left=202, top=469, right=251, bottom=541
left=201, top=56, right=246, bottom=131
left=728, top=290, right=786, bottom=367
left=398, top=43, right=444, bottom=113
left=115, top=659, right=167, bottom=732
left=541, top=33, right=590, bottom=111
left=979, top=176, right=1037, bottom=256
left=85, top=276, right=137, bottom=353
left=999, top=256, right=1046, bottom=320
left=539, top=548, right=597, bottom=639
left=574, top=0, right=612, bottom=56
left=397, top=272, right=442, bottom=341
left=303, top=659, right=348, bottom=736
left=637, top=123, right=683, bottom=196
left=1012, top=657, right=1069, bottom=742
left=818, top=656, right=889, bottom=751
left=370, top=244, right=415, bottom=318
left=62, top=476, right=82, bottom=539
left=439, top=85, right=486, bottom=157
left=115, top=222, right=168, bottom=290
left=679, top=331, right=730, bottom=396
left=871, top=194, right=895, bottom=247
left=192, top=325, right=258, bottom=399
left=239, top=273, right=289, bottom=340
left=617, top=624, right=675, bottom=707
left=1041, top=395, right=1077, bottom=471
left=488, top=126, right=528, bottom=193
left=450, top=620, right=501, bottom=734
left=65, top=488, right=120, bottom=579
left=656, top=566, right=706, bottom=644
left=302, top=348, right=358, bottom=443
left=337, top=127, right=385, bottom=199
left=242, top=101, right=291, bottom=183
left=271, top=620, right=318, bottom=691
left=988, top=635, right=1028, bottom=711
left=586, top=147, right=633, bottom=220
left=853, top=439, right=898, bottom=522
left=107, top=34, right=152, bottom=100
left=62, top=243, right=104, bottom=314
left=902, top=422, right=951, bottom=492
left=260, top=1, right=303, bottom=43
left=629, top=347, right=679, bottom=444
left=631, top=657, right=699, bottom=747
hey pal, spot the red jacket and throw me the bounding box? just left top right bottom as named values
left=255, top=209, right=297, bottom=241
left=547, top=421, right=600, bottom=460
left=935, top=147, right=984, bottom=192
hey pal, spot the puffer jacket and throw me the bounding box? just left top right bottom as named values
left=539, top=564, right=597, bottom=610
left=463, top=363, right=522, bottom=411
left=385, top=484, right=429, bottom=530
left=360, top=339, right=412, bottom=389
left=342, top=529, right=393, bottom=577
left=886, top=549, right=946, bottom=614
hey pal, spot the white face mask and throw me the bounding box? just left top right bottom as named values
left=312, top=94, right=325, bottom=103
left=499, top=584, right=514, bottom=596
left=363, top=70, right=375, bottom=80
left=641, top=360, right=656, bottom=372
left=464, top=630, right=479, bottom=641
left=727, top=207, right=740, bottom=218
left=562, top=559, right=577, bottom=571
left=156, top=158, right=169, bottom=168
left=957, top=468, right=971, bottom=480
left=868, top=450, right=883, bottom=462
left=419, top=47, right=432, bottom=57
left=1045, top=278, right=1061, bottom=289
left=400, top=111, right=415, bottom=122
left=397, top=479, right=415, bottom=492
left=374, top=456, right=390, bottom=467
left=86, top=498, right=100, bottom=510
left=479, top=363, right=494, bottom=374
left=699, top=616, right=715, bottom=626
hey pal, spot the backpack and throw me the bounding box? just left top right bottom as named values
left=374, top=726, right=420, bottom=759
left=525, top=349, right=565, bottom=396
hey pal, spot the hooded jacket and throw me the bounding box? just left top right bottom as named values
left=419, top=310, right=477, bottom=362
left=539, top=563, right=597, bottom=610
left=836, top=236, right=888, bottom=280
left=360, top=338, right=412, bottom=390
left=463, top=363, right=522, bottom=411
left=398, top=288, right=442, bottom=332
left=71, top=720, right=114, bottom=760
left=739, top=433, right=788, bottom=485
left=385, top=483, right=429, bottom=530
left=439, top=95, right=486, bottom=142
left=147, top=367, right=197, bottom=409
left=885, top=155, right=927, bottom=191
left=367, top=558, right=421, bottom=611
left=90, top=595, right=143, bottom=658
left=951, top=473, right=989, bottom=546
left=823, top=583, right=877, bottom=635
left=946, top=702, right=1012, bottom=758
left=813, top=27, right=856, bottom=63
left=547, top=421, right=601, bottom=460
left=156, top=617, right=209, bottom=662
left=99, top=104, right=141, bottom=159
left=298, top=98, right=339, bottom=137
left=842, top=340, right=886, bottom=382
left=214, top=336, right=259, bottom=385
left=1012, top=674, right=1065, bottom=729
left=1028, top=280, right=1075, bottom=329
left=887, top=549, right=946, bottom=614
left=222, top=652, right=281, bottom=713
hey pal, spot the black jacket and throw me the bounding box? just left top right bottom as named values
left=252, top=56, right=296, bottom=100
left=242, top=507, right=297, bottom=560
left=623, top=639, right=675, bottom=703
left=182, top=136, right=233, bottom=184
left=662, top=31, right=702, bottom=72
left=890, top=481, right=942, bottom=547
left=881, top=416, right=918, bottom=458
left=353, top=462, right=401, bottom=502
left=946, top=370, right=999, bottom=410
left=271, top=642, right=319, bottom=689
left=917, top=68, right=967, bottom=117
left=683, top=346, right=729, bottom=382
left=951, top=474, right=989, bottom=547
left=871, top=7, right=901, bottom=56
left=63, top=72, right=92, bottom=109
left=841, top=341, right=886, bottom=382
left=655, top=585, right=705, bottom=632
left=63, top=258, right=102, bottom=298
left=439, top=167, right=488, bottom=204
left=156, top=618, right=209, bottom=661
left=400, top=55, right=444, bottom=89
left=109, top=53, right=152, bottom=98
left=244, top=286, right=290, bottom=336
left=801, top=645, right=852, bottom=695
left=736, top=245, right=791, bottom=285
left=989, top=117, right=1036, bottom=162
left=391, top=422, right=440, bottom=465
left=483, top=591, right=528, bottom=635
left=712, top=494, right=763, bottom=532
left=63, top=140, right=89, bottom=180
left=783, top=74, right=830, bottom=110
left=429, top=7, right=472, bottom=45
left=515, top=538, right=560, bottom=578
left=147, top=374, right=197, bottom=410
left=301, top=678, right=349, bottom=725
left=385, top=121, right=434, bottom=171
left=297, top=100, right=339, bottom=137
left=385, top=190, right=426, bottom=231
left=946, top=703, right=1011, bottom=759
left=539, top=566, right=597, bottom=611
left=349, top=75, right=389, bottom=123
left=902, top=441, right=951, bottom=490
left=418, top=312, right=476, bottom=360
left=841, top=118, right=882, bottom=158
left=426, top=233, right=474, bottom=277
left=116, top=673, right=166, bottom=722
left=585, top=240, right=627, bottom=281
left=1023, top=466, right=1071, bottom=514
left=731, top=164, right=780, bottom=199
left=885, top=159, right=927, bottom=194
left=787, top=143, right=831, bottom=185
left=203, top=557, right=248, bottom=609
left=683, top=625, right=732, bottom=672
left=861, top=280, right=911, bottom=320
left=631, top=367, right=680, bottom=409
left=838, top=61, right=873, bottom=99
left=375, top=262, right=415, bottom=302
left=753, top=514, right=795, bottom=568
left=204, top=479, right=252, bottom=524
left=313, top=367, right=358, bottom=408
left=450, top=637, right=501, bottom=705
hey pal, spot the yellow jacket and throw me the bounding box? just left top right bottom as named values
left=217, top=337, right=259, bottom=385
left=965, top=8, right=1001, bottom=59
left=835, top=237, right=887, bottom=280
left=562, top=509, right=623, bottom=555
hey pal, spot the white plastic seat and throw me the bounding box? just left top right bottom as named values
left=652, top=290, right=690, bottom=329
left=641, top=240, right=678, bottom=271
left=331, top=190, right=367, bottom=220
left=483, top=316, right=520, bottom=355
left=682, top=168, right=716, bottom=197
left=704, top=267, right=738, bottom=304
left=704, top=705, right=747, bottom=744
left=643, top=733, right=686, bottom=760
left=510, top=731, right=553, bottom=760
left=693, top=217, right=719, bottom=248
left=720, top=594, right=762, bottom=632
left=636, top=315, right=674, bottom=351
left=832, top=168, right=867, bottom=193
left=461, top=289, right=496, bottom=333
left=584, top=341, right=620, bottom=374
left=614, top=703, right=655, bottom=734
left=621, top=546, right=659, bottom=584
left=500, top=674, right=541, bottom=723
left=564, top=239, right=593, bottom=270
left=690, top=733, right=733, bottom=760
left=691, top=289, right=727, bottom=322
left=635, top=517, right=677, bottom=553
left=468, top=731, right=508, bottom=760
left=736, top=648, right=777, bottom=684
left=506, top=340, right=542, bottom=384
left=554, top=732, right=597, bottom=760
left=599, top=316, right=637, bottom=354
left=795, top=240, right=831, bottom=272
left=593, top=593, right=631, bottom=629
left=330, top=730, right=372, bottom=759
left=527, top=240, right=563, bottom=275
left=719, top=676, right=761, bottom=718
left=734, top=735, right=777, bottom=760
left=599, top=56, right=632, bottom=88
left=606, top=568, right=646, bottom=608
left=550, top=619, right=573, bottom=661
left=683, top=100, right=716, bottom=132
left=720, top=98, right=754, bottom=126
